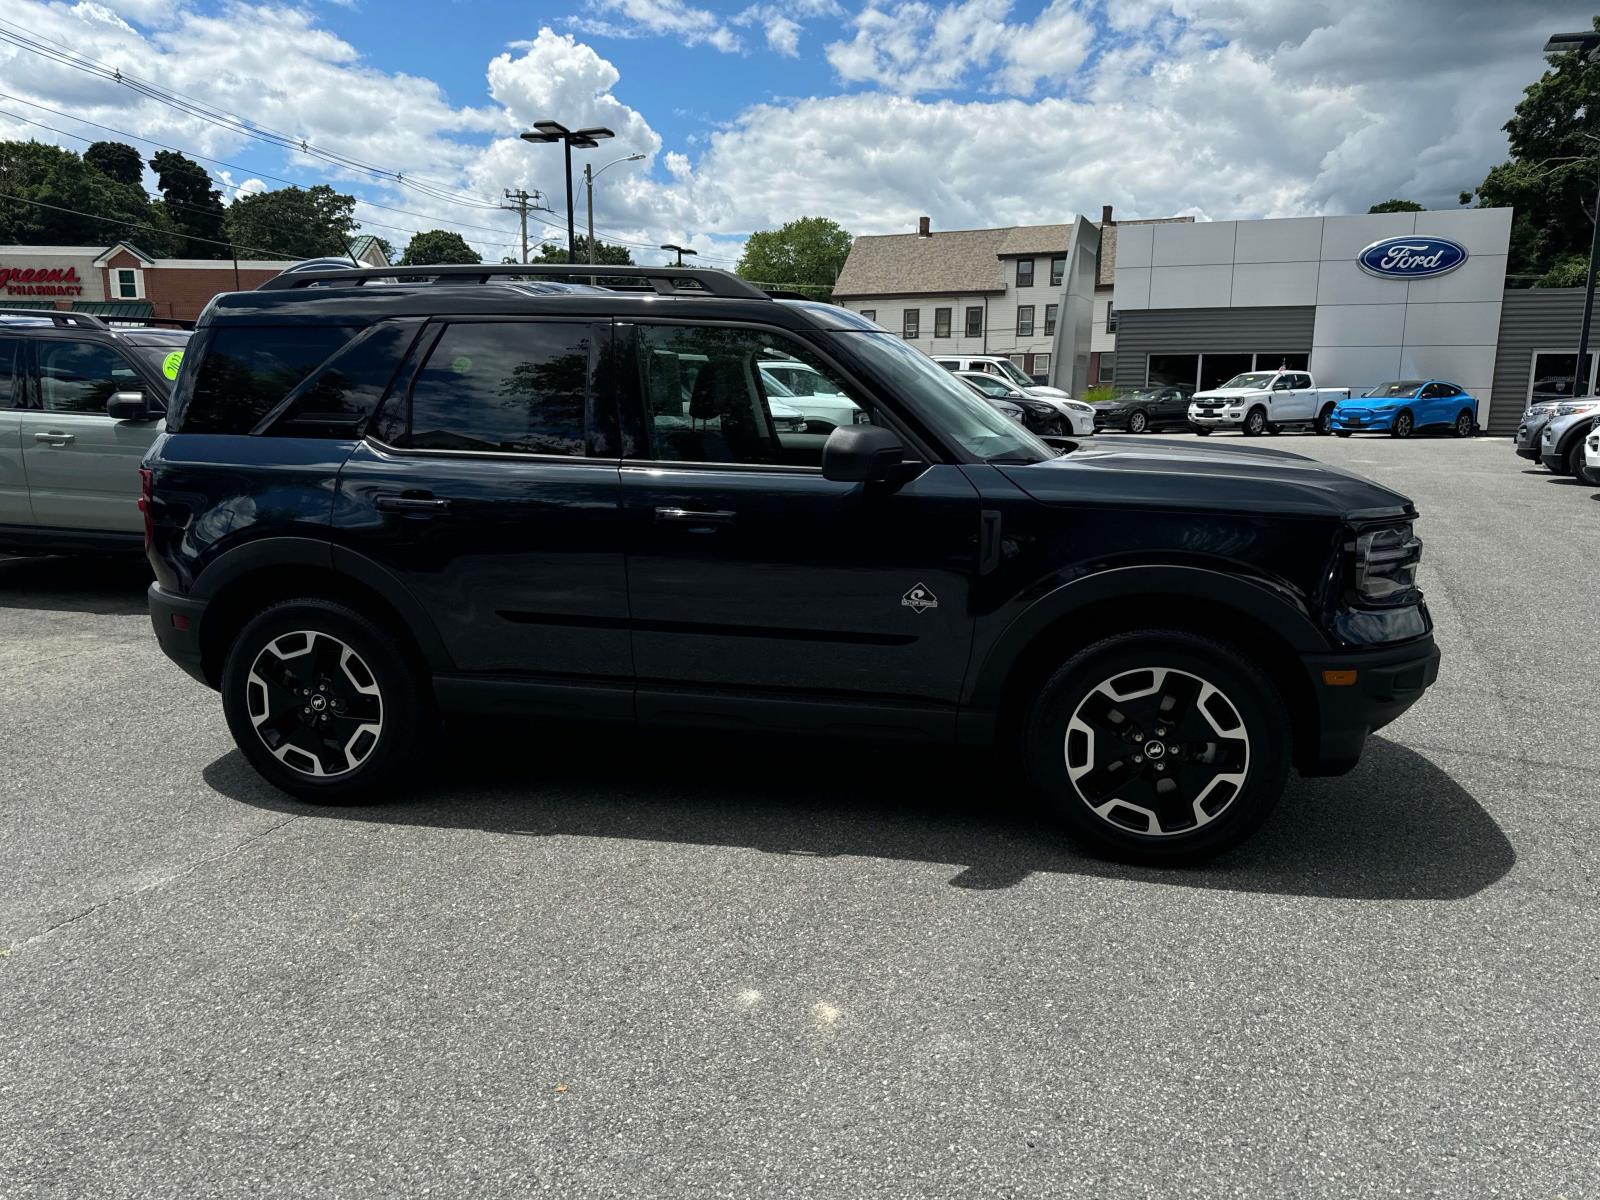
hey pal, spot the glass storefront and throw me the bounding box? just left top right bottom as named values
left=1146, top=351, right=1310, bottom=389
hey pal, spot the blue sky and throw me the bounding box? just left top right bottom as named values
left=0, top=0, right=1590, bottom=266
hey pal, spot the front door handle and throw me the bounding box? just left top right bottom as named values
left=375, top=493, right=451, bottom=514
left=655, top=506, right=736, bottom=527
left=33, top=431, right=75, bottom=445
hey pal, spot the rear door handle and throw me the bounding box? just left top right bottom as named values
left=375, top=494, right=451, bottom=514
left=655, top=506, right=736, bottom=526
left=33, top=432, right=74, bottom=445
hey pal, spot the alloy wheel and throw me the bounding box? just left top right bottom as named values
left=1394, top=411, right=1413, bottom=438
left=1245, top=409, right=1265, bottom=435
left=245, top=630, right=384, bottom=777
left=1455, top=411, right=1472, bottom=437
left=1128, top=411, right=1148, bottom=434
left=1063, top=666, right=1250, bottom=837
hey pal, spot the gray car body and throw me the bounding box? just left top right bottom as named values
left=1515, top=401, right=1561, bottom=461
left=1538, top=411, right=1600, bottom=474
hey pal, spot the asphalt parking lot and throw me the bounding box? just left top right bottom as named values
left=2, top=432, right=1597, bottom=1199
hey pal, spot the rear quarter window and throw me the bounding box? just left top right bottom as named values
left=174, top=325, right=359, bottom=434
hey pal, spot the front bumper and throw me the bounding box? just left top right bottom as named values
left=1330, top=411, right=1394, bottom=433
left=1298, top=635, right=1441, bottom=776
left=1187, top=409, right=1242, bottom=426
left=148, top=582, right=212, bottom=688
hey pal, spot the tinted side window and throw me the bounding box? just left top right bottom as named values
left=402, top=321, right=592, bottom=456
left=182, top=326, right=358, bottom=434
left=38, top=341, right=143, bottom=414
left=0, top=337, right=20, bottom=408
left=263, top=321, right=421, bottom=438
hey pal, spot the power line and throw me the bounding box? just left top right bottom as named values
left=0, top=188, right=302, bottom=259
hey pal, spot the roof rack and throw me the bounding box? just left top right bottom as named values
left=0, top=307, right=109, bottom=329
left=256, top=262, right=770, bottom=300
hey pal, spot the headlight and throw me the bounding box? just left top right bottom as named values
left=1067, top=402, right=1093, bottom=413
left=1556, top=401, right=1600, bottom=418
left=1352, top=525, right=1422, bottom=604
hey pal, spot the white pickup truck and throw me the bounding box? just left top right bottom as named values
left=1186, top=370, right=1351, bottom=436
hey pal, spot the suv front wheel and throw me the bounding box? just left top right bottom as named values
left=1023, top=631, right=1289, bottom=863
left=221, top=598, right=429, bottom=803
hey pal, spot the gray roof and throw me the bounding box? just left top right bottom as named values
left=1097, top=215, right=1194, bottom=287
left=833, top=223, right=1074, bottom=299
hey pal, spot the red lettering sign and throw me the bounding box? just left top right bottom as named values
left=0, top=264, right=85, bottom=296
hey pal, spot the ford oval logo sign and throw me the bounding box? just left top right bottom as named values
left=1357, top=235, right=1468, bottom=280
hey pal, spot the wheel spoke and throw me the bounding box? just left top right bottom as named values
left=246, top=629, right=384, bottom=780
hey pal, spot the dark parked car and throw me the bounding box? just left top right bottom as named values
left=144, top=264, right=1439, bottom=864
left=954, top=370, right=1065, bottom=435
left=1093, top=386, right=1193, bottom=434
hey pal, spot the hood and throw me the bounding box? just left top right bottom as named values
left=998, top=438, right=1415, bottom=519
left=1191, top=387, right=1262, bottom=401
left=1025, top=385, right=1071, bottom=399
left=1335, top=393, right=1412, bottom=411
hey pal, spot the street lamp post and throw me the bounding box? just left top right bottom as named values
left=660, top=243, right=698, bottom=267
left=1543, top=31, right=1600, bottom=398
left=520, top=120, right=615, bottom=263
left=584, top=154, right=646, bottom=266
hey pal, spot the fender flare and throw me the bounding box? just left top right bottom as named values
left=964, top=563, right=1328, bottom=709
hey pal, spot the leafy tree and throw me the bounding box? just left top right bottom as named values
left=84, top=141, right=144, bottom=187
left=226, top=184, right=359, bottom=259
left=1368, top=199, right=1423, bottom=213
left=0, top=140, right=175, bottom=252
left=1467, top=18, right=1600, bottom=286
left=529, top=235, right=633, bottom=265
left=398, top=229, right=481, bottom=265
left=735, top=216, right=852, bottom=299
left=149, top=150, right=227, bottom=258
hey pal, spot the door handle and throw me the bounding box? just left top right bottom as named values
left=655, top=506, right=736, bottom=526
left=375, top=494, right=451, bottom=514
left=33, top=432, right=75, bottom=445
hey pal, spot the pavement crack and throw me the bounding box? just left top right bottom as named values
left=5, top=813, right=303, bottom=955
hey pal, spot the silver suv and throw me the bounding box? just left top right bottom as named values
left=0, top=310, right=189, bottom=555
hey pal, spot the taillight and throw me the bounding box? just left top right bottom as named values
left=138, top=467, right=154, bottom=551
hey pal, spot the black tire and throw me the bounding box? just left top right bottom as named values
left=1452, top=409, right=1474, bottom=438
left=1242, top=407, right=1267, bottom=436
left=1127, top=409, right=1149, bottom=434
left=1566, top=436, right=1589, bottom=477
left=1390, top=409, right=1414, bottom=439
left=1192, top=427, right=1211, bottom=436
left=1315, top=404, right=1335, bottom=436
left=1335, top=431, right=1353, bottom=438
left=1023, top=631, right=1290, bottom=864
left=221, top=598, right=430, bottom=804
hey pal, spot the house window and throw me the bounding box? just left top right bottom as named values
left=1016, top=259, right=1035, bottom=288
left=1099, top=353, right=1116, bottom=383
left=114, top=268, right=143, bottom=299
left=903, top=309, right=920, bottom=340
left=1043, top=304, right=1058, bottom=336
left=964, top=306, right=982, bottom=337
left=1049, top=256, right=1065, bottom=287
left=1105, top=303, right=1118, bottom=333
left=860, top=309, right=876, bottom=322
left=1034, top=353, right=1051, bottom=378
left=933, top=307, right=951, bottom=339
left=1016, top=305, right=1035, bottom=337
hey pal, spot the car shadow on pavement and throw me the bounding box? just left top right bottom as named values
left=0, top=555, right=149, bottom=616
left=204, top=727, right=1513, bottom=902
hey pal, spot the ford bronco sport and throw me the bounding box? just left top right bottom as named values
left=144, top=264, right=1439, bottom=863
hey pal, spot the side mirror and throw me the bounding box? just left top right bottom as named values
left=107, top=391, right=152, bottom=421
left=822, top=424, right=908, bottom=483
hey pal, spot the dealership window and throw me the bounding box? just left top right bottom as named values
left=1200, top=353, right=1254, bottom=390
left=1043, top=304, right=1058, bottom=336
left=1049, top=256, right=1065, bottom=287
left=1147, top=353, right=1200, bottom=389
left=964, top=306, right=982, bottom=337
left=903, top=309, right=920, bottom=340
left=860, top=309, right=876, bottom=323
left=1254, top=352, right=1309, bottom=373
left=1016, top=259, right=1035, bottom=288
left=114, top=268, right=144, bottom=299
left=933, top=307, right=951, bottom=339
left=1529, top=352, right=1596, bottom=399
left=1105, top=303, right=1118, bottom=333
left=1016, top=305, right=1035, bottom=337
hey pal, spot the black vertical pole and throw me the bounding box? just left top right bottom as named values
left=1576, top=165, right=1600, bottom=397
left=564, top=138, right=577, bottom=265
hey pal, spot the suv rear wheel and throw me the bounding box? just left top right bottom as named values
left=221, top=598, right=429, bottom=803
left=1023, top=631, right=1289, bottom=863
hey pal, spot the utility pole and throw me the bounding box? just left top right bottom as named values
left=585, top=164, right=595, bottom=266
left=500, top=188, right=542, bottom=264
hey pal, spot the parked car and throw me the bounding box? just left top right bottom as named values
left=144, top=263, right=1439, bottom=864
left=954, top=371, right=1091, bottom=436
left=757, top=358, right=864, bottom=433
left=1093, top=386, right=1194, bottom=434
left=1330, top=380, right=1477, bottom=439
left=1582, top=418, right=1600, bottom=486
left=1515, top=399, right=1567, bottom=463
left=933, top=355, right=1071, bottom=399
left=0, top=308, right=190, bottom=556
left=1188, top=370, right=1351, bottom=436
left=1539, top=410, right=1600, bottom=476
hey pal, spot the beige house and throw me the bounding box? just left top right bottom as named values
left=832, top=217, right=1076, bottom=383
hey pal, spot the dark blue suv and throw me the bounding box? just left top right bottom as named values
left=144, top=264, right=1439, bottom=863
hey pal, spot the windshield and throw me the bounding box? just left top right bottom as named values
left=1218, top=373, right=1277, bottom=390
left=961, top=374, right=1012, bottom=397
left=1364, top=380, right=1425, bottom=398
left=837, top=332, right=1053, bottom=463
left=994, top=359, right=1034, bottom=387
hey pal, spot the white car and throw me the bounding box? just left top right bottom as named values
left=1188, top=369, right=1351, bottom=436
left=953, top=371, right=1094, bottom=436
left=1584, top=419, right=1600, bottom=485
left=758, top=359, right=866, bottom=432
left=931, top=355, right=1086, bottom=422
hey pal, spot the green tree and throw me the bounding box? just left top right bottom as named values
left=1367, top=199, right=1424, bottom=213
left=529, top=235, right=634, bottom=265
left=83, top=141, right=144, bottom=187
left=226, top=184, right=359, bottom=259
left=735, top=216, right=852, bottom=299
left=149, top=150, right=227, bottom=258
left=0, top=140, right=174, bottom=251
left=398, top=229, right=481, bottom=265
left=1467, top=18, right=1600, bottom=286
